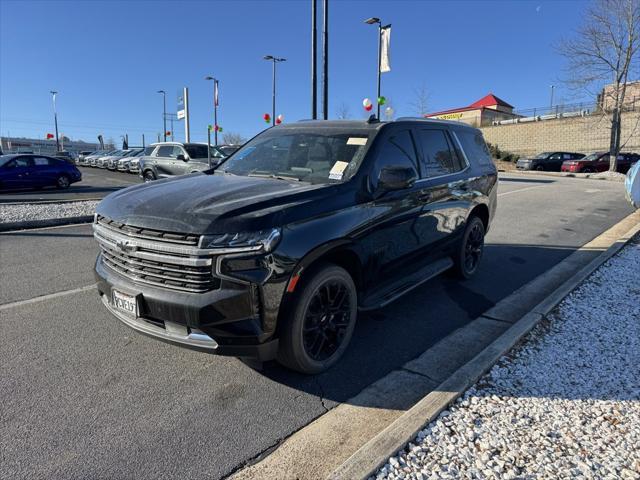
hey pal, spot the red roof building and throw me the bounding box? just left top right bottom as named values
left=425, top=93, right=518, bottom=127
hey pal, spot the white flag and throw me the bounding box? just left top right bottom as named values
left=380, top=25, right=391, bottom=73
left=214, top=80, right=219, bottom=107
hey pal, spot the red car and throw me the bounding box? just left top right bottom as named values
left=561, top=152, right=640, bottom=174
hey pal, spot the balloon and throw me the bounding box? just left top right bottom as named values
left=276, top=118, right=282, bottom=125
left=263, top=113, right=271, bottom=122
left=277, top=114, right=284, bottom=122
left=385, top=106, right=394, bottom=117
left=362, top=98, right=372, bottom=108
left=364, top=103, right=373, bottom=112
left=218, top=127, right=223, bottom=132
left=208, top=125, right=213, bottom=131
left=214, top=125, right=220, bottom=132
left=377, top=96, right=386, bottom=105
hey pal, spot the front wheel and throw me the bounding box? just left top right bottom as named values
left=277, top=265, right=357, bottom=374
left=143, top=170, right=156, bottom=182
left=452, top=216, right=485, bottom=279
left=56, top=174, right=70, bottom=189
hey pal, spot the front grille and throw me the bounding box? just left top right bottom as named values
left=94, top=216, right=219, bottom=293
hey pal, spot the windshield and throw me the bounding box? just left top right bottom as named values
left=582, top=152, right=606, bottom=161
left=219, top=128, right=373, bottom=184
left=184, top=144, right=216, bottom=159
left=534, top=152, right=553, bottom=159
left=0, top=155, right=14, bottom=167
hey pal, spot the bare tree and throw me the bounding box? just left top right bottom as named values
left=335, top=101, right=351, bottom=119
left=409, top=82, right=430, bottom=116
left=559, top=0, right=640, bottom=171
left=222, top=131, right=247, bottom=145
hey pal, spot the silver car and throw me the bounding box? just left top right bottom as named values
left=117, top=148, right=144, bottom=172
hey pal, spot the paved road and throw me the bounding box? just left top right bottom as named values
left=0, top=167, right=139, bottom=203
left=0, top=174, right=634, bottom=479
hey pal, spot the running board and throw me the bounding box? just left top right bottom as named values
left=359, top=257, right=454, bottom=311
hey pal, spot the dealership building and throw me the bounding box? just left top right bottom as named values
left=0, top=136, right=107, bottom=155
left=424, top=93, right=519, bottom=127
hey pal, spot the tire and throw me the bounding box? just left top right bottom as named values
left=535, top=165, right=544, bottom=171
left=451, top=216, right=486, bottom=279
left=277, top=264, right=357, bottom=374
left=56, top=174, right=70, bottom=189
left=143, top=170, right=156, bottom=182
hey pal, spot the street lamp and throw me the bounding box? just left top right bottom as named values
left=364, top=17, right=388, bottom=119
left=263, top=55, right=286, bottom=126
left=550, top=85, right=555, bottom=112
left=205, top=76, right=219, bottom=145
left=50, top=90, right=60, bottom=152
left=157, top=90, right=166, bottom=141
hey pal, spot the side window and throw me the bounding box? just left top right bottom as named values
left=172, top=146, right=185, bottom=158
left=455, top=129, right=491, bottom=167
left=33, top=156, right=51, bottom=166
left=416, top=129, right=460, bottom=177
left=563, top=153, right=572, bottom=160
left=156, top=146, right=174, bottom=158
left=549, top=153, right=562, bottom=160
left=14, top=157, right=33, bottom=167
left=372, top=129, right=419, bottom=182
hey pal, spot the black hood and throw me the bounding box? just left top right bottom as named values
left=96, top=172, right=344, bottom=234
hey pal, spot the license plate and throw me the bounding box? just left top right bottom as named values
left=112, top=289, right=137, bottom=317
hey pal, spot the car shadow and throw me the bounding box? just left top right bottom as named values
left=250, top=242, right=607, bottom=406
left=499, top=177, right=556, bottom=184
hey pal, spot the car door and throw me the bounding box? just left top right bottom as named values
left=1, top=156, right=35, bottom=189
left=153, top=145, right=175, bottom=178
left=546, top=152, right=563, bottom=171
left=360, top=127, right=425, bottom=283
left=170, top=146, right=190, bottom=176
left=32, top=156, right=57, bottom=186
left=413, top=127, right=470, bottom=258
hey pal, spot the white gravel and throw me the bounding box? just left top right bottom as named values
left=591, top=171, right=627, bottom=182
left=0, top=201, right=98, bottom=224
left=376, top=239, right=640, bottom=480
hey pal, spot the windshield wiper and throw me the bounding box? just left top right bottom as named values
left=247, top=173, right=302, bottom=182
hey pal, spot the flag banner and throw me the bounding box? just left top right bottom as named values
left=214, top=80, right=219, bottom=107
left=380, top=25, right=391, bottom=73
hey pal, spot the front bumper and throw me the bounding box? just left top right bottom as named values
left=94, top=254, right=280, bottom=360
left=516, top=162, right=533, bottom=170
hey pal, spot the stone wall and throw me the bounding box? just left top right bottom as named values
left=479, top=110, right=640, bottom=157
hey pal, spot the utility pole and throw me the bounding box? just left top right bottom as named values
left=205, top=76, right=219, bottom=145
left=549, top=85, right=555, bottom=112
left=311, top=0, right=317, bottom=119
left=322, top=0, right=328, bottom=120
left=183, top=87, right=190, bottom=142
left=264, top=56, right=286, bottom=126
left=157, top=90, right=167, bottom=141
left=50, top=91, right=60, bottom=152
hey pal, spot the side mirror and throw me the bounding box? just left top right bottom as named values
left=378, top=165, right=417, bottom=191
left=177, top=154, right=187, bottom=162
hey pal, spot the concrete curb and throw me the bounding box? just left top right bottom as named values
left=0, top=215, right=94, bottom=232
left=328, top=215, right=640, bottom=480
left=500, top=169, right=626, bottom=182
left=0, top=198, right=103, bottom=206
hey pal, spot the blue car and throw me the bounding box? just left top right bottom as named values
left=0, top=154, right=82, bottom=191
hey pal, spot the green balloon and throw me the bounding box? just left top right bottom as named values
left=218, top=127, right=223, bottom=132
left=377, top=96, right=386, bottom=105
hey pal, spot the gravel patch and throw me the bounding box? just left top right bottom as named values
left=376, top=240, right=640, bottom=480
left=591, top=171, right=627, bottom=182
left=0, top=201, right=98, bottom=224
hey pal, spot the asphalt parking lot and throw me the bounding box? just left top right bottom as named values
left=0, top=166, right=140, bottom=203
left=0, top=173, right=634, bottom=479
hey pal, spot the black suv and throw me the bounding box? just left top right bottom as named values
left=93, top=119, right=497, bottom=373
left=516, top=151, right=585, bottom=171
left=139, top=142, right=227, bottom=182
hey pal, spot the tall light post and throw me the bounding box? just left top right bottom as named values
left=204, top=76, right=219, bottom=145
left=263, top=55, right=286, bottom=126
left=549, top=85, right=555, bottom=112
left=50, top=90, right=60, bottom=152
left=157, top=90, right=166, bottom=141
left=364, top=17, right=388, bottom=119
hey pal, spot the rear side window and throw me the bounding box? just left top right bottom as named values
left=372, top=130, right=419, bottom=182
left=33, top=156, right=51, bottom=166
left=143, top=146, right=155, bottom=155
left=156, top=146, right=174, bottom=157
left=456, top=130, right=492, bottom=167
left=416, top=129, right=462, bottom=177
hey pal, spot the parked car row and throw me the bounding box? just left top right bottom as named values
left=0, top=153, right=82, bottom=190
left=516, top=150, right=639, bottom=173
left=77, top=143, right=240, bottom=176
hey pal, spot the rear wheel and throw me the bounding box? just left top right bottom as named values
left=143, top=170, right=156, bottom=182
left=56, top=174, right=70, bottom=189
left=452, top=216, right=485, bottom=279
left=535, top=165, right=544, bottom=171
left=277, top=264, right=357, bottom=374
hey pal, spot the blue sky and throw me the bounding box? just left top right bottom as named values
left=0, top=0, right=588, bottom=145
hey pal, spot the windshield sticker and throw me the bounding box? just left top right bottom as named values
left=347, top=137, right=367, bottom=146
left=329, top=161, right=349, bottom=180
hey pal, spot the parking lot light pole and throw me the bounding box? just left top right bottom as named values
left=205, top=76, right=219, bottom=145
left=364, top=17, right=382, bottom=118
left=549, top=85, right=555, bottom=112
left=263, top=55, right=286, bottom=126
left=157, top=90, right=166, bottom=141
left=50, top=90, right=60, bottom=152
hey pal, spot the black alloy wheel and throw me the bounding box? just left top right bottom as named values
left=535, top=165, right=544, bottom=171
left=143, top=170, right=156, bottom=182
left=56, top=174, right=70, bottom=189
left=452, top=216, right=485, bottom=279
left=277, top=264, right=357, bottom=374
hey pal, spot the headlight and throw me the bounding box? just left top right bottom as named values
left=202, top=227, right=281, bottom=252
